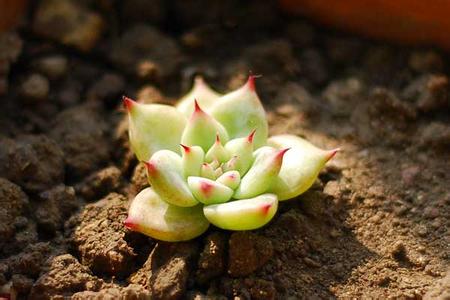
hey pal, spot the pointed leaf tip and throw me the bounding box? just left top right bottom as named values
left=261, top=203, right=272, bottom=215
left=326, top=148, right=340, bottom=161
left=277, top=148, right=290, bottom=161
left=144, top=161, right=158, bottom=174
left=203, top=193, right=278, bottom=231
left=247, top=75, right=256, bottom=91
left=127, top=187, right=209, bottom=241
left=124, top=218, right=136, bottom=230
left=194, top=99, right=202, bottom=113
left=248, top=129, right=256, bottom=143
left=123, top=96, right=135, bottom=111
left=180, top=144, right=190, bottom=153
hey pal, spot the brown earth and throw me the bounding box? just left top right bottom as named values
left=0, top=0, right=449, bottom=299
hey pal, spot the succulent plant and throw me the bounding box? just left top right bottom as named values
left=123, top=76, right=339, bottom=241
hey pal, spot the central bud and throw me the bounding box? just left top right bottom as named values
left=141, top=100, right=288, bottom=206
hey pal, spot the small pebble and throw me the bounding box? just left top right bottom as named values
left=416, top=225, right=428, bottom=237
left=303, top=257, right=321, bottom=268
left=20, top=73, right=50, bottom=101
left=35, top=55, right=68, bottom=79
left=423, top=207, right=440, bottom=219
left=391, top=241, right=408, bottom=261
left=401, top=166, right=420, bottom=186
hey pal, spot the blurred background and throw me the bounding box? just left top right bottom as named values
left=0, top=1, right=449, bottom=299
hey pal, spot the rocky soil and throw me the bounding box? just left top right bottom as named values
left=0, top=0, right=449, bottom=299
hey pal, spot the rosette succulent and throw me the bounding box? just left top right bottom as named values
left=123, top=76, right=338, bottom=241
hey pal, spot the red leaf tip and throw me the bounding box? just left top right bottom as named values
left=326, top=148, right=340, bottom=161
left=122, top=96, right=135, bottom=111
left=144, top=161, right=158, bottom=174
left=246, top=74, right=262, bottom=91
left=261, top=203, right=272, bottom=215
left=247, top=129, right=257, bottom=143
left=194, top=99, right=203, bottom=113
left=124, top=218, right=137, bottom=230
left=277, top=148, right=290, bottom=160
left=180, top=144, right=191, bottom=153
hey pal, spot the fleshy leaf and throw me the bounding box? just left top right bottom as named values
left=181, top=101, right=229, bottom=152
left=214, top=167, right=224, bottom=178
left=205, top=134, right=230, bottom=163
left=181, top=145, right=204, bottom=178
left=268, top=134, right=339, bottom=200
left=145, top=150, right=198, bottom=207
left=125, top=187, right=209, bottom=242
left=187, top=176, right=233, bottom=205
left=176, top=76, right=221, bottom=117
left=210, top=76, right=268, bottom=148
left=200, top=163, right=216, bottom=180
left=224, top=130, right=255, bottom=175
left=124, top=97, right=186, bottom=161
left=233, top=147, right=288, bottom=199
left=203, top=194, right=278, bottom=230
left=216, top=171, right=240, bottom=190
left=222, top=155, right=238, bottom=173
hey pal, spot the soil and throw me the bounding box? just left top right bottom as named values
left=1, top=0, right=449, bottom=299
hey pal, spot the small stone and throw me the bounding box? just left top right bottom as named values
left=393, top=205, right=409, bottom=216
left=329, top=229, right=341, bottom=238
left=408, top=50, right=444, bottom=73
left=110, top=24, right=182, bottom=79
left=34, top=55, right=68, bottom=79
left=87, top=73, right=125, bottom=104
left=29, top=254, right=104, bottom=299
left=423, top=207, right=440, bottom=219
left=196, top=232, right=227, bottom=284
left=0, top=135, right=65, bottom=192
left=375, top=276, right=391, bottom=287
left=367, top=185, right=385, bottom=198
left=323, top=181, right=342, bottom=199
left=150, top=242, right=199, bottom=300
left=71, top=193, right=135, bottom=276
left=424, top=265, right=441, bottom=277
left=50, top=104, right=110, bottom=179
left=35, top=185, right=78, bottom=234
left=8, top=242, right=53, bottom=278
left=11, top=274, right=33, bottom=297
left=228, top=232, right=273, bottom=277
left=248, top=279, right=276, bottom=300
left=417, top=75, right=449, bottom=112
left=303, top=257, right=321, bottom=268
left=75, top=166, right=122, bottom=201
left=0, top=178, right=28, bottom=251
left=136, top=85, right=165, bottom=104
left=416, top=225, right=428, bottom=237
left=390, top=241, right=408, bottom=261
left=401, top=165, right=420, bottom=186
left=33, top=0, right=104, bottom=51
left=20, top=74, right=50, bottom=101
left=72, top=284, right=150, bottom=299
left=431, top=219, right=442, bottom=229
left=418, top=122, right=450, bottom=150
left=275, top=83, right=317, bottom=118
left=322, top=77, right=365, bottom=116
